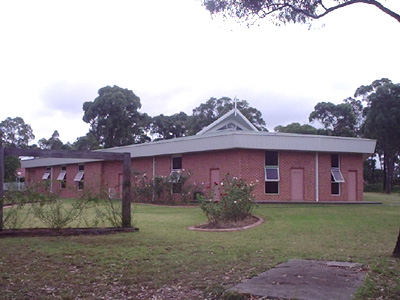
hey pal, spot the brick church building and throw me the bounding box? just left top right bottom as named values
left=22, top=109, right=376, bottom=202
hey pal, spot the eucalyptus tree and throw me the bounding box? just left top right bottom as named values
left=360, top=79, right=400, bottom=194
left=201, top=0, right=400, bottom=25
left=82, top=85, right=150, bottom=148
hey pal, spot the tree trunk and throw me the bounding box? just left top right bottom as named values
left=393, top=227, right=400, bottom=258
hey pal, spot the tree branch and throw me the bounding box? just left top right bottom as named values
left=288, top=0, right=400, bottom=23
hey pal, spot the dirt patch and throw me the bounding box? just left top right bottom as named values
left=0, top=227, right=139, bottom=238
left=188, top=215, right=263, bottom=232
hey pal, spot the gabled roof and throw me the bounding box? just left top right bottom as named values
left=196, top=108, right=259, bottom=135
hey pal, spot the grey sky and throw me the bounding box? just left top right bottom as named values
left=1, top=0, right=399, bottom=144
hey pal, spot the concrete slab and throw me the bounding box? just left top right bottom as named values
left=229, top=259, right=367, bottom=300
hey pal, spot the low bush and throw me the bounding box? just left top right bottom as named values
left=198, top=175, right=256, bottom=225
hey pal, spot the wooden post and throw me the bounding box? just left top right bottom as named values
left=122, top=152, right=132, bottom=228
left=0, top=146, right=4, bottom=231
left=393, top=227, right=400, bottom=258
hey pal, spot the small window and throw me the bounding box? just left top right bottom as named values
left=74, top=164, right=84, bottom=190
left=172, top=156, right=182, bottom=170
left=265, top=167, right=280, bottom=181
left=331, top=154, right=339, bottom=168
left=331, top=168, right=344, bottom=183
left=42, top=167, right=51, bottom=180
left=265, top=151, right=279, bottom=166
left=58, top=165, right=67, bottom=189
left=331, top=182, right=340, bottom=195
left=57, top=170, right=66, bottom=181
left=265, top=182, right=279, bottom=194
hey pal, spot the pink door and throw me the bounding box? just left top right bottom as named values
left=348, top=171, right=357, bottom=201
left=291, top=168, right=304, bottom=201
left=210, top=169, right=220, bottom=201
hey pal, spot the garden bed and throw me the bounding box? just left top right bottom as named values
left=0, top=227, right=138, bottom=238
left=188, top=214, right=263, bottom=232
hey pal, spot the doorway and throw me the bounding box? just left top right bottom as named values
left=291, top=168, right=304, bottom=201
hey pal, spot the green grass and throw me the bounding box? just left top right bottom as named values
left=0, top=193, right=399, bottom=299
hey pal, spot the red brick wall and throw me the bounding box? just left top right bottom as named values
left=24, top=149, right=365, bottom=202
left=318, top=153, right=363, bottom=201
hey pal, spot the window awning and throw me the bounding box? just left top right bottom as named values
left=331, top=168, right=345, bottom=183
left=57, top=170, right=66, bottom=181
left=265, top=167, right=280, bottom=181
left=42, top=172, right=51, bottom=180
left=74, top=171, right=84, bottom=182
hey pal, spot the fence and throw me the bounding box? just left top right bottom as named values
left=3, top=182, right=27, bottom=191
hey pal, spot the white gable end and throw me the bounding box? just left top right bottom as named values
left=196, top=109, right=259, bottom=135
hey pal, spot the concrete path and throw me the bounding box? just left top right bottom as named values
left=229, top=259, right=367, bottom=300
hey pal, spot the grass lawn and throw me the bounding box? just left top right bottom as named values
left=1, top=193, right=400, bottom=299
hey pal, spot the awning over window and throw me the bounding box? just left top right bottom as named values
left=42, top=171, right=51, bottom=180
left=74, top=171, right=84, bottom=182
left=57, top=170, right=66, bottom=181
left=265, top=167, right=280, bottom=181
left=331, top=168, right=345, bottom=183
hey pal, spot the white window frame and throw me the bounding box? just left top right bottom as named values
left=74, top=171, right=84, bottom=182
left=42, top=169, right=51, bottom=180
left=57, top=170, right=66, bottom=181
left=264, top=166, right=280, bottom=182
left=331, top=168, right=344, bottom=183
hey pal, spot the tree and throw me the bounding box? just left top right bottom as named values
left=274, top=122, right=322, bottom=135
left=150, top=112, right=188, bottom=141
left=82, top=85, right=151, bottom=148
left=361, top=79, right=400, bottom=194
left=201, top=0, right=400, bottom=25
left=0, top=117, right=34, bottom=182
left=73, top=132, right=101, bottom=151
left=185, top=97, right=267, bottom=135
left=309, top=102, right=357, bottom=137
left=0, top=117, right=35, bottom=148
left=38, top=130, right=71, bottom=150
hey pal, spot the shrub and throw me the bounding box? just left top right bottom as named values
left=198, top=175, right=256, bottom=225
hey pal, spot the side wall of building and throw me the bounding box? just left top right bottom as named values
left=24, top=149, right=364, bottom=202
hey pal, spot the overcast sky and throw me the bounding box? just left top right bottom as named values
left=1, top=0, right=399, bottom=144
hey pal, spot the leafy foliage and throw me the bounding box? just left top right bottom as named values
left=150, top=112, right=188, bottom=140
left=0, top=116, right=34, bottom=148
left=309, top=101, right=357, bottom=137
left=274, top=122, right=322, bottom=135
left=198, top=175, right=256, bottom=224
left=361, top=80, right=400, bottom=193
left=82, top=85, right=150, bottom=148
left=201, top=0, right=400, bottom=26
left=38, top=130, right=72, bottom=150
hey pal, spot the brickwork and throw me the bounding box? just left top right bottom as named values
left=24, top=149, right=365, bottom=202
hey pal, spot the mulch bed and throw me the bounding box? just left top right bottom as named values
left=188, top=215, right=263, bottom=232
left=0, top=227, right=139, bottom=238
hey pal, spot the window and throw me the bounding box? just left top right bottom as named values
left=42, top=167, right=51, bottom=180
left=58, top=165, right=67, bottom=189
left=217, top=123, right=243, bottom=131
left=172, top=156, right=182, bottom=170
left=74, top=164, right=84, bottom=190
left=265, top=151, right=279, bottom=194
left=331, top=154, right=344, bottom=195
left=171, top=156, right=182, bottom=194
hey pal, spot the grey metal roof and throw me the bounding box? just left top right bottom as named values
left=21, top=131, right=377, bottom=168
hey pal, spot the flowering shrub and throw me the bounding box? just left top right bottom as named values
left=132, top=169, right=202, bottom=204
left=198, top=175, right=256, bottom=225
